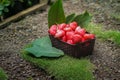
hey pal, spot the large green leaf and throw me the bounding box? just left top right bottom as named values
left=66, top=13, right=76, bottom=23
left=0, top=4, right=4, bottom=10
left=48, top=0, right=66, bottom=28
left=4, top=1, right=10, bottom=6
left=73, top=11, right=92, bottom=27
left=0, top=11, right=3, bottom=16
left=32, top=36, right=52, bottom=47
left=25, top=36, right=64, bottom=58
left=25, top=45, right=64, bottom=57
left=3, top=8, right=9, bottom=12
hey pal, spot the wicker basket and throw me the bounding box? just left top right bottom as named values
left=49, top=35, right=95, bottom=58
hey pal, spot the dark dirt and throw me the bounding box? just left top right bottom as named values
left=0, top=0, right=120, bottom=80
left=91, top=40, right=120, bottom=80
left=80, top=0, right=120, bottom=31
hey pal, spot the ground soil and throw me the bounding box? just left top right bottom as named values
left=79, top=0, right=120, bottom=31
left=0, top=0, right=120, bottom=80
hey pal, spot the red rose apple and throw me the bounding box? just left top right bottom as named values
left=55, top=30, right=65, bottom=38
left=58, top=23, right=66, bottom=30
left=84, top=33, right=95, bottom=40
left=48, top=25, right=57, bottom=36
left=67, top=40, right=74, bottom=44
left=72, top=34, right=82, bottom=43
left=75, top=27, right=86, bottom=36
left=66, top=31, right=75, bottom=40
left=70, top=21, right=78, bottom=30
left=62, top=36, right=67, bottom=42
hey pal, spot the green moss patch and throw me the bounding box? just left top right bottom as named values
left=0, top=68, right=8, bottom=80
left=21, top=46, right=95, bottom=80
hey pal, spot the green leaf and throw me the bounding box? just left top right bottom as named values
left=32, top=36, right=52, bottom=47
left=48, top=0, right=66, bottom=28
left=74, top=11, right=92, bottom=27
left=28, top=1, right=32, bottom=6
left=0, top=4, right=4, bottom=10
left=19, top=0, right=24, bottom=2
left=0, top=11, right=3, bottom=16
left=25, top=45, right=64, bottom=58
left=4, top=8, right=9, bottom=12
left=4, top=1, right=10, bottom=6
left=66, top=13, right=75, bottom=23
left=25, top=36, right=64, bottom=58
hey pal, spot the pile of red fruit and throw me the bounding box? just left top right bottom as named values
left=48, top=22, right=95, bottom=45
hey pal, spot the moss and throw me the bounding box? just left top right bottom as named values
left=21, top=49, right=95, bottom=80
left=0, top=68, right=8, bottom=80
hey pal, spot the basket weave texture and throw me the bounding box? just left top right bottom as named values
left=49, top=35, right=95, bottom=58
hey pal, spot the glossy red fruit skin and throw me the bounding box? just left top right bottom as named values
left=70, top=22, right=78, bottom=30
left=50, top=25, right=57, bottom=31
left=58, top=23, right=67, bottom=30
left=75, top=26, right=81, bottom=31
left=66, top=31, right=75, bottom=40
left=82, top=37, right=85, bottom=42
left=55, top=30, right=65, bottom=38
left=67, top=40, right=74, bottom=44
left=63, top=27, right=72, bottom=32
left=49, top=25, right=57, bottom=36
left=48, top=29, right=56, bottom=36
left=75, top=28, right=86, bottom=36
left=62, top=36, right=67, bottom=42
left=89, top=34, right=95, bottom=39
left=72, top=21, right=78, bottom=27
left=75, top=27, right=81, bottom=34
left=84, top=33, right=91, bottom=40
left=72, top=34, right=82, bottom=44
